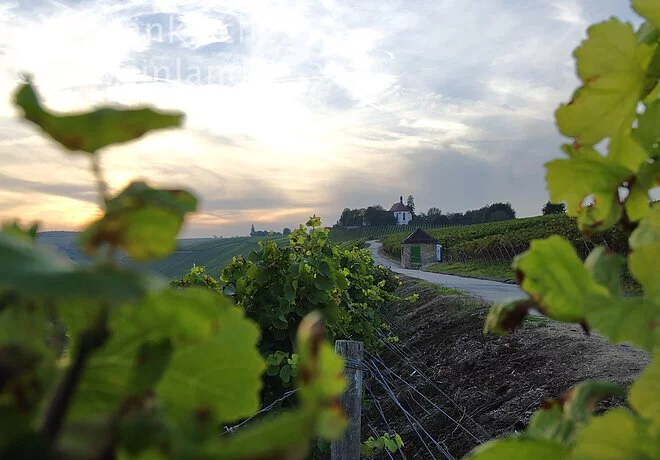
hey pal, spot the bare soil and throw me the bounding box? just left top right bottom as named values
left=362, top=278, right=649, bottom=459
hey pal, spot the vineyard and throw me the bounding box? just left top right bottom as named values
left=39, top=232, right=285, bottom=279
left=1, top=1, right=659, bottom=459
left=381, top=214, right=629, bottom=263
left=128, top=236, right=286, bottom=278
left=329, top=223, right=455, bottom=243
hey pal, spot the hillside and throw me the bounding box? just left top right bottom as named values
left=127, top=236, right=285, bottom=278
left=380, top=214, right=628, bottom=261
left=38, top=232, right=283, bottom=279
left=366, top=279, right=648, bottom=457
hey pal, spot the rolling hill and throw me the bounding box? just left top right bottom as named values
left=37, top=232, right=283, bottom=279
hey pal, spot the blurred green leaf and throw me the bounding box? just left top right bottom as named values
left=80, top=181, right=197, bottom=261
left=555, top=19, right=653, bottom=146
left=633, top=0, right=660, bottom=28
left=466, top=438, right=569, bottom=459
left=545, top=154, right=631, bottom=233
left=629, top=356, right=660, bottom=424
left=571, top=408, right=657, bottom=459
left=513, top=236, right=607, bottom=322
left=0, top=234, right=164, bottom=303
left=584, top=246, right=625, bottom=296
left=14, top=81, right=183, bottom=154
left=69, top=288, right=264, bottom=425
left=633, top=99, right=660, bottom=158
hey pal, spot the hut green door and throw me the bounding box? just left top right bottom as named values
left=410, top=246, right=421, bottom=264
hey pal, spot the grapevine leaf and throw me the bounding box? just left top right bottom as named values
left=525, top=403, right=568, bottom=443
left=130, top=339, right=173, bottom=394
left=384, top=437, right=398, bottom=453
left=637, top=20, right=660, bottom=45
left=513, top=236, right=607, bottom=323
left=571, top=408, right=657, bottom=459
left=633, top=99, right=660, bottom=158
left=584, top=246, right=625, bottom=296
left=626, top=161, right=660, bottom=221
left=607, top=130, right=648, bottom=172
left=13, top=81, right=183, bottom=154
left=483, top=299, right=536, bottom=335
left=555, top=19, right=653, bottom=145
left=545, top=155, right=630, bottom=232
left=279, top=365, right=292, bottom=383
left=1, top=221, right=39, bottom=241
left=561, top=380, right=624, bottom=424
left=69, top=288, right=265, bottom=425
left=628, top=207, right=660, bottom=296
left=212, top=409, right=316, bottom=459
left=526, top=381, right=622, bottom=444
left=465, top=438, right=569, bottom=459
left=629, top=356, right=660, bottom=424
left=584, top=294, right=659, bottom=351
left=296, top=312, right=347, bottom=438
left=80, top=181, right=197, bottom=261
left=0, top=234, right=165, bottom=302
left=576, top=191, right=623, bottom=234
left=313, top=274, right=333, bottom=291
left=633, top=0, right=660, bottom=28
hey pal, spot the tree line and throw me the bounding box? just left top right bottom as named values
left=250, top=224, right=292, bottom=237
left=337, top=197, right=518, bottom=228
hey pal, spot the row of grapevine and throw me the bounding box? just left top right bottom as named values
left=381, top=214, right=629, bottom=263
left=329, top=223, right=457, bottom=243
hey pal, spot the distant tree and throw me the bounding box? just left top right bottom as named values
left=427, top=207, right=441, bottom=216
left=250, top=224, right=256, bottom=236
left=283, top=227, right=291, bottom=235
left=406, top=195, right=415, bottom=214
left=364, top=205, right=397, bottom=226
left=338, top=207, right=365, bottom=227
left=542, top=201, right=566, bottom=215
left=485, top=202, right=516, bottom=222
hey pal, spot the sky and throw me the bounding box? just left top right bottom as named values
left=0, top=0, right=643, bottom=237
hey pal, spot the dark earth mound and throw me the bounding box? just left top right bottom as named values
left=362, top=278, right=649, bottom=459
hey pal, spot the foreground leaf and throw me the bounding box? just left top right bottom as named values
left=14, top=82, right=183, bottom=154
left=555, top=19, right=653, bottom=146
left=0, top=234, right=164, bottom=302
left=80, top=181, right=197, bottom=261
left=526, top=381, right=622, bottom=444
left=571, top=408, right=658, bottom=459
left=513, top=236, right=607, bottom=322
left=69, top=288, right=265, bottom=424
left=466, top=438, right=569, bottom=459
left=545, top=155, right=630, bottom=232
left=633, top=0, right=660, bottom=28
left=629, top=356, right=660, bottom=424
left=628, top=206, right=660, bottom=297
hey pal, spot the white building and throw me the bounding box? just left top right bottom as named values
left=389, top=196, right=412, bottom=225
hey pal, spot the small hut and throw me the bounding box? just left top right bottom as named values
left=401, top=228, right=439, bottom=269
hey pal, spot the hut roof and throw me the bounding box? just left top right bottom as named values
left=402, top=228, right=438, bottom=245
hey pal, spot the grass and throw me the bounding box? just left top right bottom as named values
left=417, top=280, right=465, bottom=296
left=426, top=261, right=515, bottom=282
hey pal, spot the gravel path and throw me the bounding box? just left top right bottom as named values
left=367, top=240, right=525, bottom=303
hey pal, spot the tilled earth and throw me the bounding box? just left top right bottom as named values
left=362, top=278, right=649, bottom=459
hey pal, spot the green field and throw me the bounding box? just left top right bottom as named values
left=38, top=232, right=284, bottom=279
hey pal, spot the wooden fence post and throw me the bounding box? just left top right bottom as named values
left=332, top=340, right=364, bottom=460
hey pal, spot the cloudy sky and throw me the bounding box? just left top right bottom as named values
left=0, top=0, right=642, bottom=237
